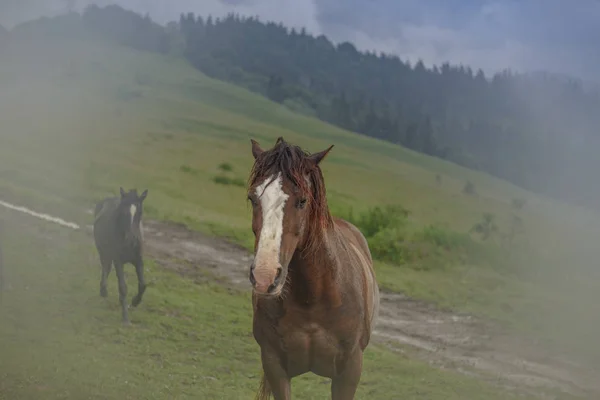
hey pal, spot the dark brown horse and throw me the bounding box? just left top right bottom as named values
left=247, top=137, right=380, bottom=399
left=93, top=188, right=148, bottom=324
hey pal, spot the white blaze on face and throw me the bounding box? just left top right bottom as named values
left=129, top=204, right=137, bottom=228
left=254, top=173, right=289, bottom=272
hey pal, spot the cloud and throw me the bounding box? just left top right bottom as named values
left=1, top=0, right=598, bottom=80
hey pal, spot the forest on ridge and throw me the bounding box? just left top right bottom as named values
left=8, top=4, right=600, bottom=209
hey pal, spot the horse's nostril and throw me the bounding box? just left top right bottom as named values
left=274, top=267, right=282, bottom=283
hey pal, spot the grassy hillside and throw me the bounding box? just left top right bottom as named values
left=0, top=209, right=549, bottom=400
left=1, top=35, right=600, bottom=369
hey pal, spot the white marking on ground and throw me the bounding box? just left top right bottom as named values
left=0, top=199, right=80, bottom=230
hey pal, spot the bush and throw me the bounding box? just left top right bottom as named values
left=218, top=162, right=233, bottom=172
left=463, top=180, right=476, bottom=195
left=213, top=175, right=245, bottom=187
left=368, top=228, right=412, bottom=264
left=470, top=213, right=498, bottom=241
left=180, top=164, right=198, bottom=175
left=511, top=197, right=526, bottom=210
left=339, top=203, right=510, bottom=273
left=346, top=204, right=410, bottom=238
left=418, top=225, right=472, bottom=251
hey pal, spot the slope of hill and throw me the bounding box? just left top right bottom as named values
left=2, top=208, right=565, bottom=399
left=176, top=11, right=600, bottom=210
left=8, top=5, right=600, bottom=211
left=1, top=27, right=600, bottom=397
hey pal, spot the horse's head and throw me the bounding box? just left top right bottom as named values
left=116, top=187, right=148, bottom=243
left=247, top=137, right=334, bottom=296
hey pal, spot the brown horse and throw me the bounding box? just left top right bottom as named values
left=247, top=137, right=380, bottom=399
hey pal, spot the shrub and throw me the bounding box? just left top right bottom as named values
left=418, top=225, right=472, bottom=251
left=218, top=162, right=233, bottom=172
left=341, top=203, right=507, bottom=273
left=511, top=197, right=526, bottom=210
left=347, top=204, right=410, bottom=238
left=463, top=180, right=476, bottom=195
left=213, top=175, right=245, bottom=187
left=180, top=164, right=197, bottom=175
left=368, top=228, right=412, bottom=265
left=470, top=213, right=498, bottom=241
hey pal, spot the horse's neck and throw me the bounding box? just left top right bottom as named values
left=288, top=228, right=343, bottom=305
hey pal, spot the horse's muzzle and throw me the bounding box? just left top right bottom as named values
left=250, top=263, right=283, bottom=295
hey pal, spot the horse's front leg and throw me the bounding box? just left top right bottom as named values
left=131, top=256, right=146, bottom=308
left=99, top=253, right=112, bottom=298
left=331, top=350, right=363, bottom=400
left=114, top=261, right=130, bottom=325
left=260, top=348, right=291, bottom=400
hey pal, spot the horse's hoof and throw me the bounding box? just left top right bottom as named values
left=100, top=287, right=108, bottom=298
left=122, top=319, right=132, bottom=326
left=131, top=297, right=141, bottom=308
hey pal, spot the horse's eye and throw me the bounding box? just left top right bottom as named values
left=248, top=196, right=257, bottom=207
left=296, top=198, right=307, bottom=209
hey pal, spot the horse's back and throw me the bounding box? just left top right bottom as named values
left=94, top=197, right=120, bottom=226
left=93, top=197, right=119, bottom=251
left=334, top=217, right=373, bottom=264
left=333, top=217, right=380, bottom=340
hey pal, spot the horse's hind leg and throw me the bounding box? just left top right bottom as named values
left=331, top=351, right=363, bottom=400
left=131, top=256, right=146, bottom=308
left=99, top=254, right=112, bottom=298
left=114, top=261, right=130, bottom=324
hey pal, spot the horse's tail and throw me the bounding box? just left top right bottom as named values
left=94, top=199, right=105, bottom=219
left=254, top=374, right=271, bottom=400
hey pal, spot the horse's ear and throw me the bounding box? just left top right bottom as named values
left=275, top=137, right=285, bottom=145
left=308, top=144, right=334, bottom=166
left=251, top=139, right=264, bottom=160
left=140, top=189, right=148, bottom=201
left=119, top=187, right=126, bottom=197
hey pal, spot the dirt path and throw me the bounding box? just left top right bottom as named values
left=3, top=201, right=589, bottom=399
left=131, top=219, right=599, bottom=399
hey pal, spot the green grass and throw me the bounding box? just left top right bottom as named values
left=0, top=213, right=540, bottom=400
left=2, top=34, right=600, bottom=369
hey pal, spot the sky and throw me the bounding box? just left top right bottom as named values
left=1, top=0, right=599, bottom=81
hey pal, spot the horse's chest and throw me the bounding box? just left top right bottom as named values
left=257, top=304, right=363, bottom=378
left=116, top=242, right=141, bottom=262
left=280, top=321, right=347, bottom=378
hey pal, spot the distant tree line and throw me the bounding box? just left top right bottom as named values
left=7, top=5, right=600, bottom=210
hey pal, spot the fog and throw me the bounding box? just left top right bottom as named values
left=1, top=1, right=600, bottom=398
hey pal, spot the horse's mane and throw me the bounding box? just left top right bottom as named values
left=248, top=138, right=333, bottom=255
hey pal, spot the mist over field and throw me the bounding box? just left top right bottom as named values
left=1, top=2, right=600, bottom=399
